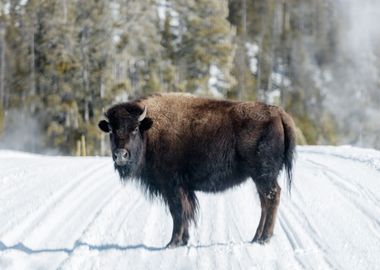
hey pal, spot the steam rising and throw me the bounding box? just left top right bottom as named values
left=0, top=110, right=58, bottom=155
left=325, top=0, right=380, bottom=147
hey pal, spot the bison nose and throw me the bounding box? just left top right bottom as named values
left=114, top=149, right=129, bottom=165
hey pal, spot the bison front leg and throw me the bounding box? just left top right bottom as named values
left=166, top=187, right=197, bottom=248
left=166, top=206, right=184, bottom=248
left=252, top=180, right=281, bottom=244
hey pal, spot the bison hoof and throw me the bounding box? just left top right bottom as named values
left=165, top=239, right=187, bottom=248
left=252, top=234, right=272, bottom=245
left=252, top=234, right=260, bottom=243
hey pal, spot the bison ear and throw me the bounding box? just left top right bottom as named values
left=139, top=118, right=153, bottom=131
left=98, top=120, right=111, bottom=133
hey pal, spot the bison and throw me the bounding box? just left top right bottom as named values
left=98, top=93, right=296, bottom=248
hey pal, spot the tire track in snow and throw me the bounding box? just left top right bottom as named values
left=277, top=212, right=309, bottom=269
left=225, top=201, right=244, bottom=270
left=0, top=160, right=121, bottom=270
left=279, top=196, right=341, bottom=270
left=191, top=193, right=244, bottom=270
left=0, top=160, right=96, bottom=235
left=111, top=195, right=146, bottom=244
left=138, top=203, right=167, bottom=269
left=55, top=187, right=122, bottom=270
left=1, top=163, right=108, bottom=244
left=281, top=174, right=339, bottom=269
left=30, top=172, right=117, bottom=243
left=304, top=158, right=380, bottom=207
left=225, top=190, right=256, bottom=270
left=58, top=190, right=146, bottom=270
left=292, top=157, right=380, bottom=269
left=0, top=159, right=46, bottom=198
left=193, top=195, right=216, bottom=270
left=321, top=171, right=380, bottom=241
left=298, top=147, right=380, bottom=172
left=303, top=158, right=380, bottom=240
left=211, top=195, right=229, bottom=270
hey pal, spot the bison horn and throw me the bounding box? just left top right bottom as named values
left=138, top=106, right=147, bottom=122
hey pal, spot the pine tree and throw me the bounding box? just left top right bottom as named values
left=172, top=0, right=236, bottom=96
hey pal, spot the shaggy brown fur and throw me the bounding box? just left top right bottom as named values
left=99, top=93, right=296, bottom=247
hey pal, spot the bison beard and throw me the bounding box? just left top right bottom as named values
left=99, top=93, right=296, bottom=248
left=114, top=161, right=137, bottom=179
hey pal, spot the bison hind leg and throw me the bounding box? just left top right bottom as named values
left=166, top=187, right=198, bottom=248
left=252, top=177, right=281, bottom=244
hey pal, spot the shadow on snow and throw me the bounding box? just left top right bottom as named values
left=0, top=240, right=164, bottom=254
left=0, top=240, right=253, bottom=255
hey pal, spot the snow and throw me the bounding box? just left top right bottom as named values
left=245, top=42, right=259, bottom=74
left=207, top=65, right=225, bottom=98
left=0, top=146, right=380, bottom=269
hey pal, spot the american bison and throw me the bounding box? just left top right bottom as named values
left=98, top=93, right=296, bottom=247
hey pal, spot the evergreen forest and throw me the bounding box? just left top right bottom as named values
left=0, top=0, right=379, bottom=155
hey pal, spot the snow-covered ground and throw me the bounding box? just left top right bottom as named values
left=0, top=146, right=379, bottom=269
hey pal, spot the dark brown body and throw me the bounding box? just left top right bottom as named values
left=99, top=93, right=296, bottom=247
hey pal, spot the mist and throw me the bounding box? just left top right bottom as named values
left=325, top=0, right=380, bottom=147
left=0, top=110, right=60, bottom=155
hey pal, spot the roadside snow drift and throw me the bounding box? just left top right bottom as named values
left=0, top=146, right=379, bottom=269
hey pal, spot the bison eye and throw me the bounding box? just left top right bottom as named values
left=132, top=127, right=139, bottom=135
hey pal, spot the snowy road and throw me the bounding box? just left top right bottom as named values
left=0, top=146, right=379, bottom=269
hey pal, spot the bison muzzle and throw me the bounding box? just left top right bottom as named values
left=98, top=93, right=296, bottom=248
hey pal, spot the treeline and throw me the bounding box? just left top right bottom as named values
left=0, top=0, right=375, bottom=154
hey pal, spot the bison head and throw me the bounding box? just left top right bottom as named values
left=98, top=103, right=153, bottom=176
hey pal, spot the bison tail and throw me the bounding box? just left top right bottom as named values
left=280, top=110, right=296, bottom=193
